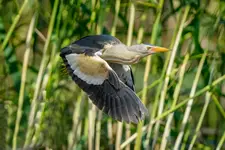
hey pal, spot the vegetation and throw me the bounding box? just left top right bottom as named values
left=1, top=0, right=225, bottom=149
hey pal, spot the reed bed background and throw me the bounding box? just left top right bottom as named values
left=1, top=0, right=225, bottom=149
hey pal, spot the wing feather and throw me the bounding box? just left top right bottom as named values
left=108, top=63, right=135, bottom=91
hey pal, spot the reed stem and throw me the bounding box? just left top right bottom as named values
left=188, top=60, right=215, bottom=149
left=152, top=5, right=190, bottom=148
left=174, top=50, right=208, bottom=149
left=0, top=0, right=29, bottom=52
left=216, top=131, right=225, bottom=150
left=12, top=12, right=37, bottom=150
left=211, top=95, right=225, bottom=119
left=24, top=0, right=59, bottom=146
left=160, top=53, right=189, bottom=150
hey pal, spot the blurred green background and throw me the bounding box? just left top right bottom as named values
left=1, top=0, right=225, bottom=149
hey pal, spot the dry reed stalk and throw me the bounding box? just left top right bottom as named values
left=188, top=60, right=215, bottom=149
left=152, top=6, right=190, bottom=149
left=0, top=0, right=29, bottom=52
left=160, top=53, right=190, bottom=149
left=68, top=92, right=85, bottom=150
left=24, top=0, right=59, bottom=146
left=13, top=12, right=37, bottom=150
left=174, top=50, right=208, bottom=149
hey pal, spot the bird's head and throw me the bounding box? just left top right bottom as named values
left=128, top=44, right=169, bottom=56
left=100, top=43, right=169, bottom=65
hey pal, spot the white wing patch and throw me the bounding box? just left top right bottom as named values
left=65, top=53, right=110, bottom=85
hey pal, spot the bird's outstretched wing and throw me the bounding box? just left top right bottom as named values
left=60, top=45, right=148, bottom=124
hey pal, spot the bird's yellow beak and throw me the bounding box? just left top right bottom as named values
left=150, top=46, right=169, bottom=53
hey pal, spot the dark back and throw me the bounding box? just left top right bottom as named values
left=73, top=34, right=122, bottom=49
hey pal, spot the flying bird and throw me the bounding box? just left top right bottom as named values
left=60, top=35, right=169, bottom=124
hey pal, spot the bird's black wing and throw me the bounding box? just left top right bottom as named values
left=73, top=34, right=122, bottom=49
left=61, top=35, right=122, bottom=56
left=60, top=44, right=148, bottom=124
left=108, top=63, right=135, bottom=91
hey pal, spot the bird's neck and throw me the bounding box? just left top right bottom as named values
left=100, top=44, right=141, bottom=65
left=127, top=45, right=139, bottom=51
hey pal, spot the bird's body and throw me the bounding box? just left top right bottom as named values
left=60, top=35, right=168, bottom=123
